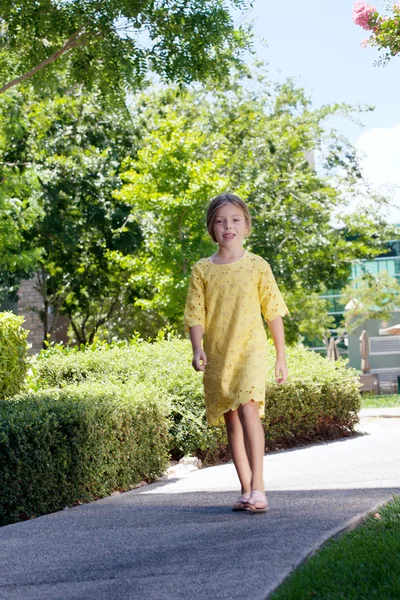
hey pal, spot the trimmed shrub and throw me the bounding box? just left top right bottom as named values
left=0, top=312, right=29, bottom=399
left=1, top=337, right=360, bottom=525
left=27, top=337, right=360, bottom=457
left=26, top=341, right=143, bottom=390
left=264, top=344, right=361, bottom=448
left=0, top=381, right=169, bottom=526
left=27, top=339, right=227, bottom=461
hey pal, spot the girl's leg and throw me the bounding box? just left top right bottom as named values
left=237, top=400, right=265, bottom=493
left=223, top=409, right=252, bottom=495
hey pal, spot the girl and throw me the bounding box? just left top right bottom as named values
left=184, top=193, right=288, bottom=513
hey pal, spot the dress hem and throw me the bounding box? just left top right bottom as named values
left=207, top=398, right=265, bottom=427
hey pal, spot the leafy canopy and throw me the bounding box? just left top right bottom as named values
left=0, top=86, right=145, bottom=343
left=116, top=73, right=395, bottom=343
left=2, top=69, right=396, bottom=345
left=0, top=92, right=43, bottom=302
left=0, top=0, right=253, bottom=98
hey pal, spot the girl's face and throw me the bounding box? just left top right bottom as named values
left=213, top=203, right=249, bottom=248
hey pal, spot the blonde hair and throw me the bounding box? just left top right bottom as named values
left=206, top=193, right=252, bottom=244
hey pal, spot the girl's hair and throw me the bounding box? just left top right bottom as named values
left=206, top=193, right=252, bottom=243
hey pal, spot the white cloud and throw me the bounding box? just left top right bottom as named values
left=355, top=123, right=400, bottom=224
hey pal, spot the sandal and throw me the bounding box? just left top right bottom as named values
left=246, top=490, right=268, bottom=513
left=232, top=493, right=251, bottom=512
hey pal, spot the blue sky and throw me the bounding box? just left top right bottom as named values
left=237, top=0, right=400, bottom=222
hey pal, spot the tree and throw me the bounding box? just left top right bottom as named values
left=0, top=87, right=148, bottom=344
left=283, top=289, right=336, bottom=346
left=353, top=1, right=400, bottom=63
left=116, top=73, right=396, bottom=342
left=3, top=71, right=396, bottom=345
left=114, top=105, right=231, bottom=327
left=341, top=271, right=400, bottom=333
left=0, top=0, right=252, bottom=98
left=0, top=92, right=42, bottom=303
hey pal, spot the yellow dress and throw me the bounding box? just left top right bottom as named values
left=184, top=250, right=289, bottom=426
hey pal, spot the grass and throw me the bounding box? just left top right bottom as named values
left=271, top=494, right=400, bottom=600
left=361, top=394, right=400, bottom=408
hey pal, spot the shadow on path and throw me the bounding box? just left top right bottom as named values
left=1, top=486, right=399, bottom=600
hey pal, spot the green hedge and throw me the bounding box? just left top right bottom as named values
left=0, top=311, right=29, bottom=400
left=27, top=337, right=360, bottom=456
left=1, top=336, right=361, bottom=526
left=0, top=381, right=169, bottom=526
left=27, top=339, right=227, bottom=460
left=264, top=344, right=361, bottom=448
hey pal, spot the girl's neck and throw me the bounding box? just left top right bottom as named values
left=209, top=248, right=246, bottom=264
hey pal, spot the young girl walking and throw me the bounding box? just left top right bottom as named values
left=184, top=193, right=288, bottom=513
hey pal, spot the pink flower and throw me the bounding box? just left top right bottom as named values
left=360, top=37, right=370, bottom=48
left=393, top=3, right=400, bottom=11
left=352, top=1, right=376, bottom=30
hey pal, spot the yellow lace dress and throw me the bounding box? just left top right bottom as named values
left=184, top=250, right=289, bottom=426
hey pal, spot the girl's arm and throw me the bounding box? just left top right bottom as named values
left=267, top=316, right=288, bottom=384
left=189, top=324, right=207, bottom=372
left=258, top=260, right=289, bottom=384
left=184, top=263, right=207, bottom=372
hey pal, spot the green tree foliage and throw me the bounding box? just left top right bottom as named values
left=116, top=74, right=395, bottom=342
left=115, top=106, right=231, bottom=324
left=0, top=87, right=147, bottom=344
left=0, top=93, right=42, bottom=302
left=341, top=271, right=400, bottom=333
left=284, top=289, right=336, bottom=346
left=2, top=71, right=396, bottom=345
left=0, top=0, right=252, bottom=98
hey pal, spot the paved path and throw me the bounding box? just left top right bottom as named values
left=0, top=412, right=399, bottom=600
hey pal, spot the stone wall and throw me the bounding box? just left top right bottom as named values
left=1, top=276, right=71, bottom=354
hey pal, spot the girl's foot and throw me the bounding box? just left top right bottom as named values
left=232, top=493, right=251, bottom=512
left=246, top=490, right=268, bottom=513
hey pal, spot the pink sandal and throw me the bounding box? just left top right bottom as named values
left=246, top=490, right=268, bottom=513
left=232, top=493, right=251, bottom=512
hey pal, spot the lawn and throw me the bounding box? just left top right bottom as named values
left=271, top=495, right=400, bottom=600
left=361, top=394, right=400, bottom=408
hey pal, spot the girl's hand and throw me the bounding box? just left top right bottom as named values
left=192, top=348, right=207, bottom=372
left=275, top=357, right=288, bottom=384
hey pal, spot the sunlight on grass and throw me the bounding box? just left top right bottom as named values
left=361, top=394, right=400, bottom=408
left=271, top=495, right=400, bottom=600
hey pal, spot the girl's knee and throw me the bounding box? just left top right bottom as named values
left=224, top=409, right=241, bottom=433
left=238, top=400, right=261, bottom=421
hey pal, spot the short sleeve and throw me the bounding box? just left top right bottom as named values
left=259, top=259, right=289, bottom=322
left=184, top=263, right=206, bottom=333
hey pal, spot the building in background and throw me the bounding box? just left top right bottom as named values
left=309, top=239, right=400, bottom=393
left=0, top=276, right=69, bottom=353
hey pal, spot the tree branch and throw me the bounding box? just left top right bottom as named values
left=88, top=300, right=118, bottom=344
left=70, top=316, right=83, bottom=345
left=0, top=161, right=33, bottom=166
left=0, top=28, right=87, bottom=95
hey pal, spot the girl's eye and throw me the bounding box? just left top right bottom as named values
left=215, top=219, right=240, bottom=223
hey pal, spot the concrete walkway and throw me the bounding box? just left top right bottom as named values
left=0, top=412, right=399, bottom=600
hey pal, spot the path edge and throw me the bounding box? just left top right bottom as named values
left=264, top=493, right=397, bottom=599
